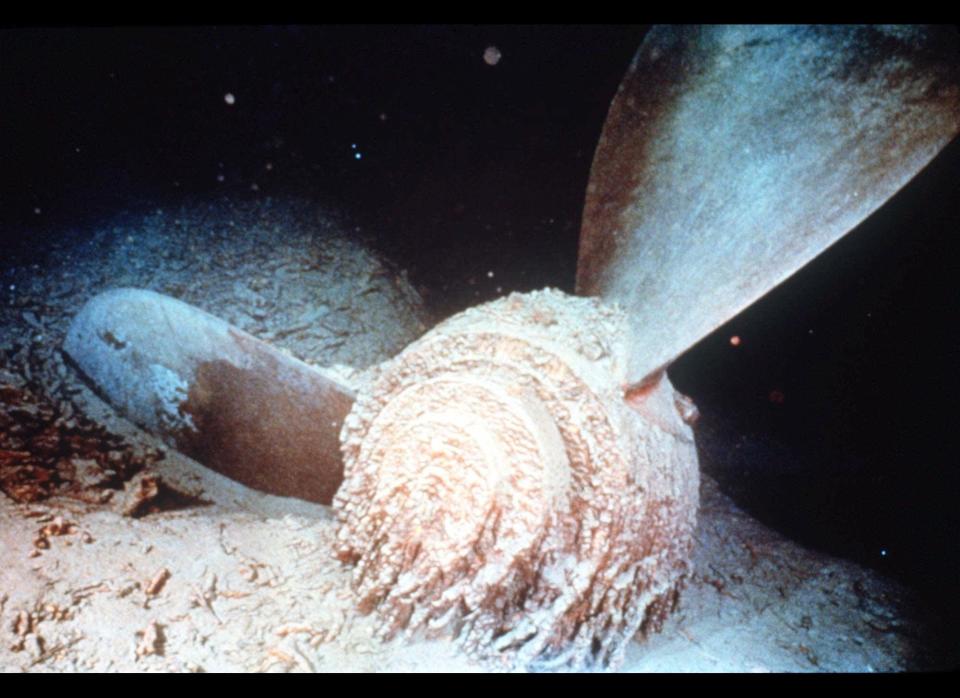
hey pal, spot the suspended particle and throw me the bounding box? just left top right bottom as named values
left=483, top=46, right=502, bottom=66
left=729, top=335, right=741, bottom=346
left=224, top=93, right=236, bottom=106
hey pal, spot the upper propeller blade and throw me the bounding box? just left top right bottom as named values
left=577, top=25, right=960, bottom=386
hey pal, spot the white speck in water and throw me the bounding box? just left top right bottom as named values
left=251, top=183, right=260, bottom=192
left=216, top=173, right=225, bottom=183
left=265, top=162, right=273, bottom=171
left=33, top=207, right=41, bottom=215
left=880, top=549, right=887, bottom=557
left=486, top=270, right=494, bottom=278
left=351, top=143, right=357, bottom=150
left=224, top=92, right=236, bottom=105
left=9, top=284, right=15, bottom=291
left=354, top=152, right=362, bottom=160
left=483, top=46, right=502, bottom=66
left=379, top=112, right=388, bottom=121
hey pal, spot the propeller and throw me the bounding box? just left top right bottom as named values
left=578, top=25, right=960, bottom=387
left=63, top=25, right=960, bottom=670
left=63, top=288, right=355, bottom=504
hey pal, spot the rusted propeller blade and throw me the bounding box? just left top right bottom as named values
left=578, top=25, right=960, bottom=387
left=64, top=288, right=356, bottom=504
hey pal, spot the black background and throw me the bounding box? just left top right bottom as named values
left=1, top=25, right=957, bottom=629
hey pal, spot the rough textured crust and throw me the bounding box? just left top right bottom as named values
left=334, top=289, right=699, bottom=670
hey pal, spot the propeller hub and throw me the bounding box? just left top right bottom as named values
left=334, top=289, right=700, bottom=669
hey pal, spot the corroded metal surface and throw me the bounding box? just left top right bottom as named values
left=64, top=288, right=356, bottom=504
left=334, top=289, right=699, bottom=670
left=578, top=25, right=960, bottom=385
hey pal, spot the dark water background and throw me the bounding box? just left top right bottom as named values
left=1, top=25, right=957, bottom=626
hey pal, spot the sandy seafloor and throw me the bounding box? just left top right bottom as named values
left=0, top=197, right=952, bottom=672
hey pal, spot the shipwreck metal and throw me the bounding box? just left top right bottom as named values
left=578, top=25, right=960, bottom=386
left=334, top=289, right=699, bottom=669
left=61, top=24, right=960, bottom=670
left=64, top=288, right=355, bottom=504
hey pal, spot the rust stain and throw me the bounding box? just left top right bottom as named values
left=577, top=31, right=694, bottom=296
left=623, top=369, right=664, bottom=407
left=176, top=330, right=354, bottom=505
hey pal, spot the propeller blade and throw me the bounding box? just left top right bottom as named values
left=577, top=25, right=960, bottom=386
left=64, top=288, right=356, bottom=504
